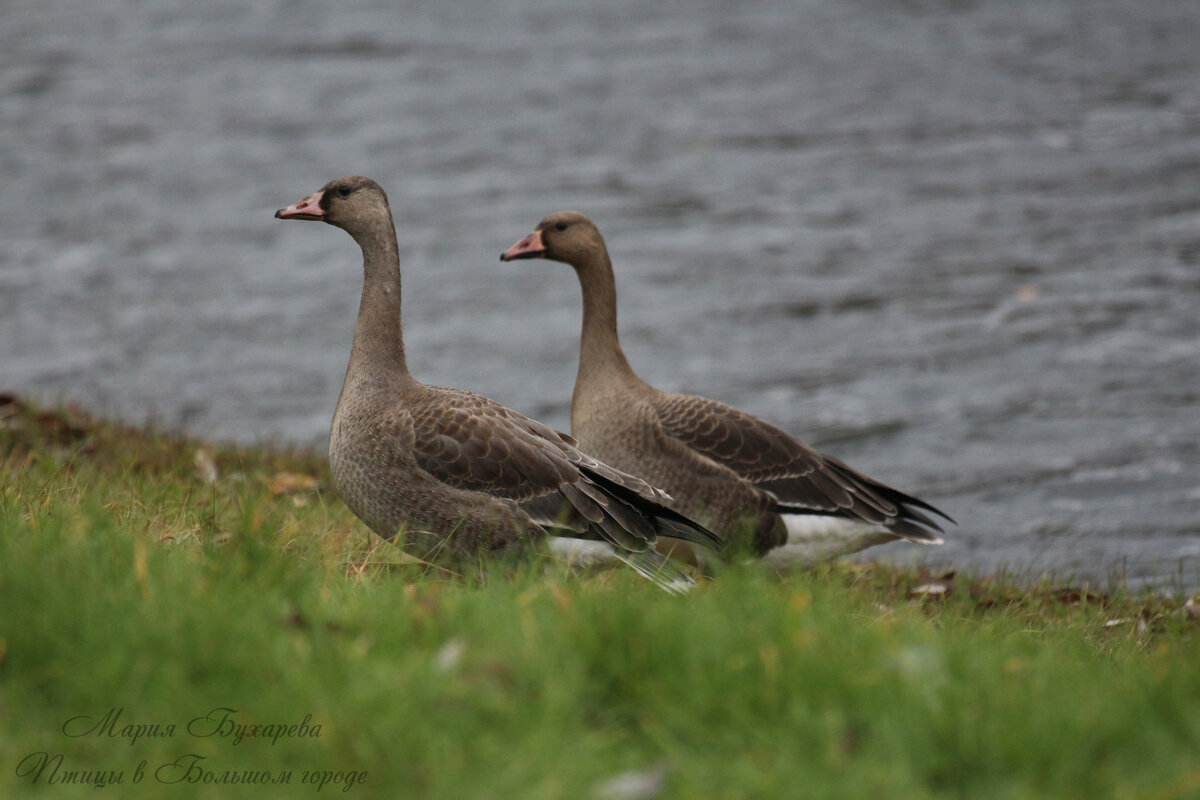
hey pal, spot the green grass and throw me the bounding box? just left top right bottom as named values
left=1, top=396, right=1198, bottom=799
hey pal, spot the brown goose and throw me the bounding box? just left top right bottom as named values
left=501, top=211, right=952, bottom=565
left=275, top=178, right=720, bottom=592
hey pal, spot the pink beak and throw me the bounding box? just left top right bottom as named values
left=499, top=228, right=546, bottom=261
left=275, top=190, right=325, bottom=221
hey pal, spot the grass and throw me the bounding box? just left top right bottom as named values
left=1, top=395, right=1198, bottom=799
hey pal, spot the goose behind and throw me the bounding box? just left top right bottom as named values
left=501, top=211, right=953, bottom=564
left=275, top=178, right=721, bottom=591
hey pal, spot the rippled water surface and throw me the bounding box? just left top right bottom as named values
left=4, top=0, right=1199, bottom=587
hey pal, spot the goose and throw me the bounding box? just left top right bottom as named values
left=275, top=178, right=721, bottom=592
left=500, top=211, right=952, bottom=566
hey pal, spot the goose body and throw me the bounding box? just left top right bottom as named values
left=501, top=211, right=952, bottom=563
left=276, top=179, right=720, bottom=590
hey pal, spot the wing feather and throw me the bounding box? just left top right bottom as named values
left=651, top=390, right=951, bottom=538
left=407, top=385, right=720, bottom=552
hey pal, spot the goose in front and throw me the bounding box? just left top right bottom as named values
left=275, top=178, right=721, bottom=592
left=501, top=211, right=952, bottom=566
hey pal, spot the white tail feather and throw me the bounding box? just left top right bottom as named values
left=546, top=538, right=695, bottom=594
left=765, top=515, right=899, bottom=569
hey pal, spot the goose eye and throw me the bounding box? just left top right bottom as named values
left=555, top=221, right=567, bottom=231
left=338, top=185, right=351, bottom=197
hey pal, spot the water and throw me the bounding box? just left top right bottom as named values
left=3, top=0, right=1198, bottom=589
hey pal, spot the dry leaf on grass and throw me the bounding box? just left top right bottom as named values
left=268, top=472, right=319, bottom=495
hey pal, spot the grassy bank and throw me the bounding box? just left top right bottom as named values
left=1, top=396, right=1198, bottom=799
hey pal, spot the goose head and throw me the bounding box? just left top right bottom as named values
left=276, top=175, right=393, bottom=240
left=500, top=211, right=606, bottom=268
